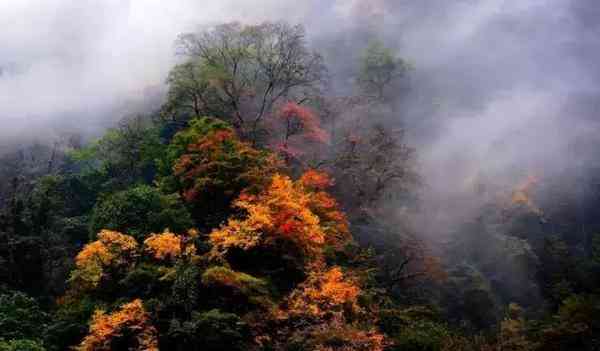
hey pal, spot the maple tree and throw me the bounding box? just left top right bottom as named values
left=164, top=117, right=280, bottom=228
left=209, top=172, right=351, bottom=267
left=271, top=101, right=329, bottom=163
left=69, top=230, right=138, bottom=291
left=77, top=299, right=158, bottom=351
left=265, top=266, right=387, bottom=351
left=300, top=170, right=351, bottom=247
left=143, top=231, right=192, bottom=261
left=285, top=267, right=360, bottom=318
left=173, top=128, right=278, bottom=203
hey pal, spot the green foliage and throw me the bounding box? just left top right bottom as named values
left=441, top=263, right=500, bottom=330
left=163, top=61, right=231, bottom=123
left=158, top=116, right=231, bottom=178
left=390, top=320, right=451, bottom=351
left=0, top=339, right=45, bottom=351
left=286, top=326, right=385, bottom=351
left=202, top=266, right=270, bottom=294
left=0, top=291, right=48, bottom=341
left=357, top=40, right=410, bottom=99
left=591, top=233, right=600, bottom=265
left=44, top=297, right=98, bottom=351
left=90, top=185, right=192, bottom=240
left=118, top=263, right=166, bottom=299
left=160, top=117, right=279, bottom=228
left=379, top=306, right=451, bottom=351
left=168, top=309, right=250, bottom=351
left=26, top=175, right=94, bottom=242
left=201, top=266, right=272, bottom=308
left=68, top=116, right=162, bottom=191
left=171, top=262, right=201, bottom=314
left=539, top=236, right=575, bottom=305
left=539, top=294, right=600, bottom=350
left=378, top=306, right=439, bottom=335
left=167, top=22, right=325, bottom=139
left=0, top=174, right=93, bottom=295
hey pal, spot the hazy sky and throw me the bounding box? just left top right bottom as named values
left=1, top=1, right=599, bottom=209
left=0, top=0, right=327, bottom=137
left=2, top=1, right=592, bottom=125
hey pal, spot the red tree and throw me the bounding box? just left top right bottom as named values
left=272, top=101, right=329, bottom=163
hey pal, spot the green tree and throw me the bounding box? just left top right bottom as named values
left=357, top=40, right=410, bottom=100
left=90, top=185, right=192, bottom=241
left=167, top=309, right=250, bottom=351
left=0, top=339, right=45, bottom=351
left=69, top=115, right=162, bottom=191
left=165, top=22, right=326, bottom=141
left=159, top=117, right=279, bottom=229
left=540, top=294, right=600, bottom=351
left=0, top=291, right=48, bottom=342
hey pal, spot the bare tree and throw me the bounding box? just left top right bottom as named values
left=166, top=22, right=326, bottom=142
left=331, top=124, right=420, bottom=214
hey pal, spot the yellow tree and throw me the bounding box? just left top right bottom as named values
left=210, top=171, right=351, bottom=266
left=77, top=299, right=158, bottom=351
left=267, top=266, right=387, bottom=351
left=143, top=230, right=198, bottom=262
left=69, top=230, right=138, bottom=291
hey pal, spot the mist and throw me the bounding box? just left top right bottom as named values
left=3, top=2, right=600, bottom=345
left=2, top=0, right=600, bottom=231
left=0, top=0, right=313, bottom=142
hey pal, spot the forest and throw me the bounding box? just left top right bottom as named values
left=1, top=1, right=600, bottom=350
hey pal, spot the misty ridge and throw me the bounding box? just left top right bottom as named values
left=0, top=1, right=600, bottom=351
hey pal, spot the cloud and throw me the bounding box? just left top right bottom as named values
left=1, top=0, right=599, bottom=209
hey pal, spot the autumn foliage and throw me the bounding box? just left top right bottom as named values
left=286, top=267, right=360, bottom=318
left=164, top=117, right=280, bottom=229
left=62, top=120, right=387, bottom=350
left=272, top=101, right=329, bottom=162
left=8, top=20, right=598, bottom=351
left=70, top=230, right=138, bottom=291
left=510, top=174, right=542, bottom=216
left=210, top=171, right=349, bottom=265
left=299, top=169, right=335, bottom=190
left=173, top=125, right=279, bottom=204
left=77, top=299, right=158, bottom=351
left=268, top=267, right=387, bottom=351
left=301, top=170, right=350, bottom=246
left=142, top=230, right=197, bottom=261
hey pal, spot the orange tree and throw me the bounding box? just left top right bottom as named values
left=60, top=228, right=200, bottom=350
left=159, top=117, right=280, bottom=229
left=268, top=101, right=329, bottom=165
left=62, top=173, right=385, bottom=350
left=59, top=115, right=388, bottom=350
left=209, top=170, right=351, bottom=289
left=76, top=299, right=158, bottom=351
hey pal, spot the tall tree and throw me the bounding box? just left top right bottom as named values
left=165, top=22, right=326, bottom=142
left=357, top=40, right=410, bottom=101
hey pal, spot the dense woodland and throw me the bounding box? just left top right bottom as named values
left=0, top=21, right=599, bottom=351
